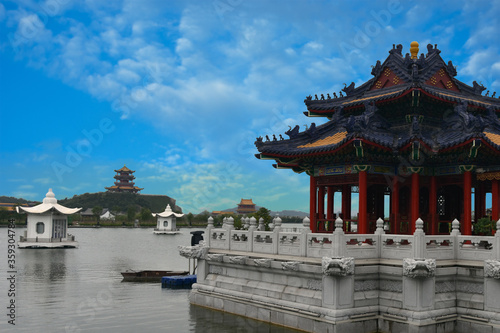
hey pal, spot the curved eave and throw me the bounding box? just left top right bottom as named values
left=16, top=204, right=82, bottom=215
left=306, top=86, right=414, bottom=115
left=420, top=86, right=500, bottom=109
left=154, top=212, right=184, bottom=218
left=258, top=137, right=392, bottom=160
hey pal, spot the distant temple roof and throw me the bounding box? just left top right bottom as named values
left=255, top=42, right=500, bottom=173
left=238, top=199, right=255, bottom=206
left=16, top=189, right=81, bottom=215
left=115, top=165, right=135, bottom=173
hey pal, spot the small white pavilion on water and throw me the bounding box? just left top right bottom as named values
left=153, top=204, right=183, bottom=234
left=16, top=188, right=81, bottom=248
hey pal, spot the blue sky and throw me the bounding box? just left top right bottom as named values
left=1, top=0, right=499, bottom=214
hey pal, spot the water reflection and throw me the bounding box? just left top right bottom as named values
left=20, top=249, right=68, bottom=281
left=189, top=303, right=303, bottom=333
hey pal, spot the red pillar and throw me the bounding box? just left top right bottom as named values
left=342, top=185, right=351, bottom=220
left=463, top=171, right=472, bottom=236
left=358, top=171, right=368, bottom=234
left=429, top=176, right=437, bottom=235
left=493, top=180, right=499, bottom=222
left=310, top=177, right=317, bottom=232
left=410, top=172, right=420, bottom=233
left=391, top=177, right=399, bottom=234
left=327, top=186, right=334, bottom=221
left=318, top=186, right=325, bottom=231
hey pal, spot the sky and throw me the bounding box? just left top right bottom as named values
left=1, top=0, right=499, bottom=214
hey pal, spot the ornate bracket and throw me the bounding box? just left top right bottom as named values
left=206, top=254, right=224, bottom=262
left=254, top=259, right=272, bottom=268
left=353, top=164, right=370, bottom=172
left=178, top=245, right=208, bottom=259
left=281, top=261, right=301, bottom=271
left=459, top=165, right=475, bottom=173
left=322, top=257, right=355, bottom=276
left=228, top=256, right=247, bottom=265
left=403, top=258, right=436, bottom=279
left=485, top=260, right=500, bottom=279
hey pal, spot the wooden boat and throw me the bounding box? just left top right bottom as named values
left=121, top=270, right=189, bottom=282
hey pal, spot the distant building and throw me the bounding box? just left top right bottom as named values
left=105, top=165, right=143, bottom=193
left=80, top=208, right=115, bottom=220
left=237, top=199, right=256, bottom=214
left=153, top=204, right=184, bottom=234
left=16, top=189, right=81, bottom=248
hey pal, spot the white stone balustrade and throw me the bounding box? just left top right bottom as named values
left=205, top=216, right=500, bottom=261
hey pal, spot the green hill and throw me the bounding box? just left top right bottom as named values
left=59, top=192, right=182, bottom=213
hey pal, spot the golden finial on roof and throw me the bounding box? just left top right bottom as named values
left=410, top=41, right=419, bottom=59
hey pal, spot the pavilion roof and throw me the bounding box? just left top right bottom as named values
left=255, top=42, right=500, bottom=171
left=238, top=199, right=255, bottom=206
left=16, top=189, right=82, bottom=215
left=115, top=165, right=134, bottom=173
left=153, top=204, right=184, bottom=218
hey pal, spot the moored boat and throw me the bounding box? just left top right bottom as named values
left=121, top=270, right=189, bottom=282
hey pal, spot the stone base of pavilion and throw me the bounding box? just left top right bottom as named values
left=153, top=229, right=181, bottom=235
left=18, top=237, right=78, bottom=249
left=181, top=216, right=500, bottom=333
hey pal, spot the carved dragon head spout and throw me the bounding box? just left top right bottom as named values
left=403, top=258, right=436, bottom=279
left=322, top=257, right=355, bottom=276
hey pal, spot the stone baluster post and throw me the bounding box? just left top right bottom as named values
left=495, top=220, right=500, bottom=259
left=258, top=217, right=265, bottom=231
left=206, top=216, right=214, bottom=247
left=374, top=218, right=385, bottom=258
left=450, top=219, right=461, bottom=259
left=301, top=216, right=310, bottom=257
left=226, top=216, right=234, bottom=250
left=272, top=215, right=282, bottom=254
left=248, top=217, right=257, bottom=252
left=413, top=218, right=425, bottom=259
left=332, top=217, right=346, bottom=257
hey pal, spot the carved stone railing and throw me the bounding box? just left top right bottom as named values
left=202, top=216, right=500, bottom=261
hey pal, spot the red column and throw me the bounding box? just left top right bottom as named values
left=429, top=176, right=437, bottom=235
left=327, top=186, right=334, bottom=221
left=358, top=171, right=368, bottom=234
left=310, top=177, right=317, bottom=232
left=342, top=185, right=351, bottom=220
left=318, top=186, right=325, bottom=231
left=391, top=177, right=399, bottom=234
left=463, top=171, right=472, bottom=235
left=492, top=180, right=499, bottom=222
left=410, top=172, right=419, bottom=233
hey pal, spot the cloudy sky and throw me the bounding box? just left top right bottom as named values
left=1, top=0, right=499, bottom=213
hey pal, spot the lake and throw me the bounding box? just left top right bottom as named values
left=0, top=226, right=303, bottom=332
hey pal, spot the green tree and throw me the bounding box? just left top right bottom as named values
left=251, top=207, right=272, bottom=230
left=127, top=206, right=137, bottom=222
left=186, top=212, right=193, bottom=227
left=140, top=207, right=152, bottom=222
left=92, top=205, right=103, bottom=226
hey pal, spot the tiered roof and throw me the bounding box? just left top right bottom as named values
left=255, top=42, right=500, bottom=174
left=105, top=165, right=143, bottom=193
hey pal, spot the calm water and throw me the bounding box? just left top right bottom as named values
left=0, top=226, right=302, bottom=333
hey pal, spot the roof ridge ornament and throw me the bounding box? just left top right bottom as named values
left=410, top=41, right=419, bottom=59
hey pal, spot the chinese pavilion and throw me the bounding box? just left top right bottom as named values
left=237, top=198, right=257, bottom=214
left=255, top=42, right=500, bottom=236
left=105, top=165, right=143, bottom=193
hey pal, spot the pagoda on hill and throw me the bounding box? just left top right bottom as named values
left=237, top=198, right=257, bottom=214
left=105, top=165, right=143, bottom=193
left=255, top=41, right=500, bottom=236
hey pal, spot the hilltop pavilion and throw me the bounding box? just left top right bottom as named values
left=256, top=42, right=500, bottom=235
left=105, top=165, right=143, bottom=193
left=237, top=198, right=257, bottom=214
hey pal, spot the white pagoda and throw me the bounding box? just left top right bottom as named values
left=153, top=204, right=183, bottom=234
left=16, top=189, right=82, bottom=248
